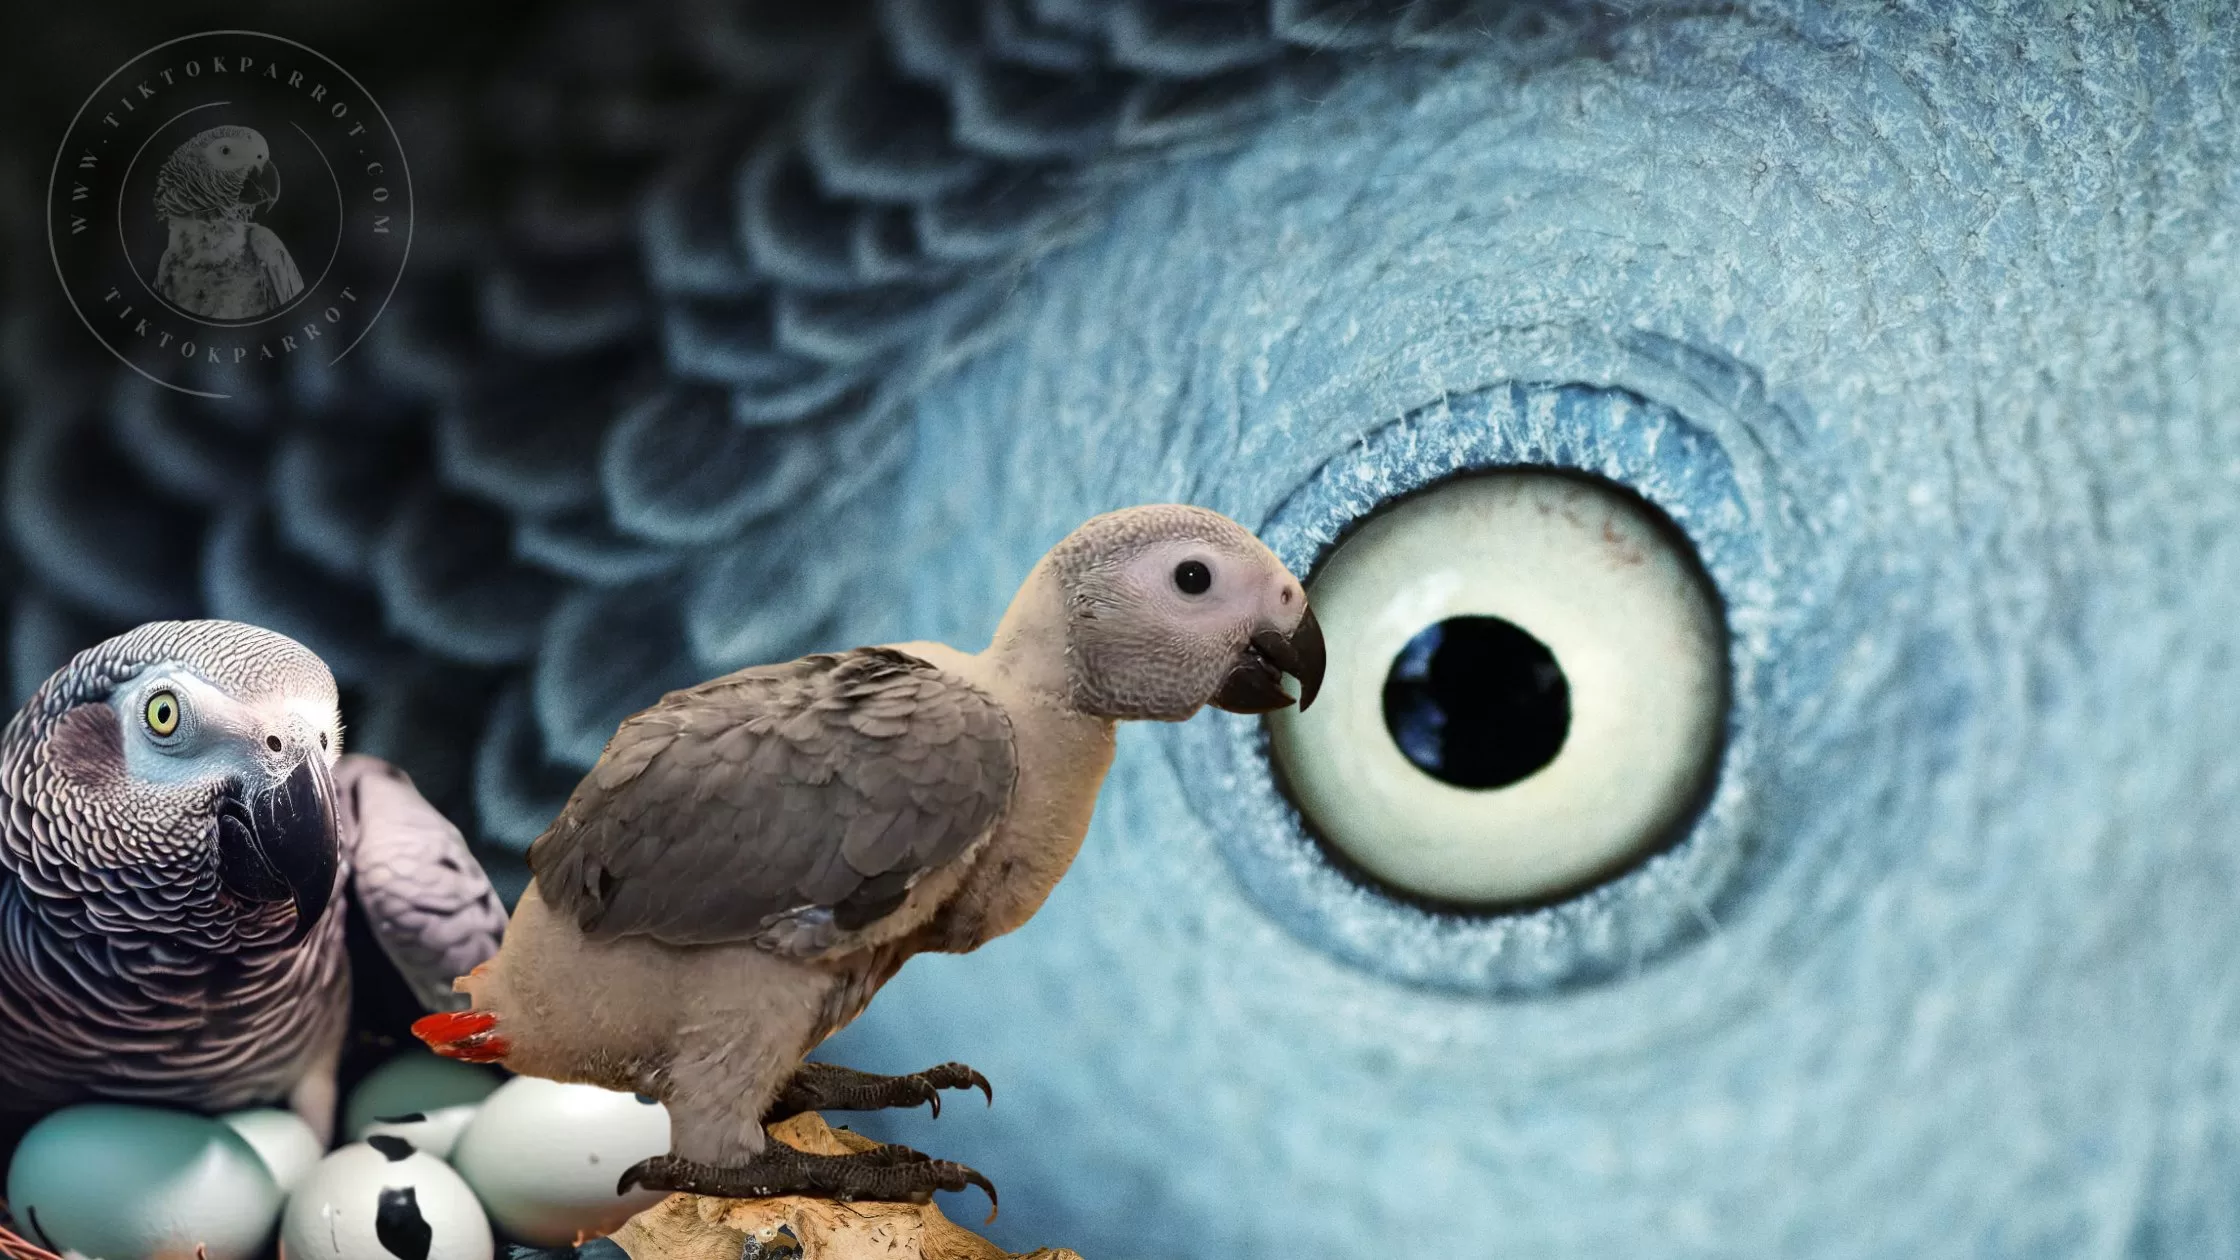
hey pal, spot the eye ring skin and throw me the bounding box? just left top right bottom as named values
left=1161, top=380, right=1793, bottom=999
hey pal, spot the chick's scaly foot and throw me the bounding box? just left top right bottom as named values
left=765, top=1060, right=993, bottom=1123
left=617, top=1144, right=997, bottom=1219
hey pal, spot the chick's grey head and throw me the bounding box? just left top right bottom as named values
left=1049, top=505, right=1325, bottom=723
left=154, top=124, right=280, bottom=221
left=6, top=620, right=344, bottom=946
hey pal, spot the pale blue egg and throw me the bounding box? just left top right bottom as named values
left=340, top=1051, right=500, bottom=1144
left=218, top=1108, right=324, bottom=1194
left=7, top=1103, right=282, bottom=1260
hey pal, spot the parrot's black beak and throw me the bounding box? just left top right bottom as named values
left=244, top=159, right=281, bottom=211
left=216, top=755, right=339, bottom=948
left=1212, top=605, right=1327, bottom=715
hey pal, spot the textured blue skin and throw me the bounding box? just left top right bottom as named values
left=795, top=6, right=2240, bottom=1256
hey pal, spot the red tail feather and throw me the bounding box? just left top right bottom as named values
left=411, top=1008, right=510, bottom=1063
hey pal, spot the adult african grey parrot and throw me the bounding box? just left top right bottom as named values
left=151, top=124, right=302, bottom=320
left=414, top=504, right=1324, bottom=1208
left=0, top=620, right=505, bottom=1142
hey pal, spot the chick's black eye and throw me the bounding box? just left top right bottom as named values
left=1173, top=560, right=1212, bottom=595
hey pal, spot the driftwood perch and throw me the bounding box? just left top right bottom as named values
left=610, top=1114, right=1082, bottom=1260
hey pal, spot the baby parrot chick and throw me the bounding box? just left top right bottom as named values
left=415, top=505, right=1324, bottom=1210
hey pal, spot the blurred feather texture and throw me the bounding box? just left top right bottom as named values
left=0, top=0, right=1548, bottom=887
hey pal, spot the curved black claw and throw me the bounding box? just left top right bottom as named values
left=916, top=1062, right=994, bottom=1116
left=929, top=1159, right=999, bottom=1224
left=616, top=1155, right=677, bottom=1196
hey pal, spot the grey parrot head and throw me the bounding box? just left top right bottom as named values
left=6, top=620, right=343, bottom=946
left=152, top=124, right=281, bottom=222
left=1048, top=504, right=1326, bottom=723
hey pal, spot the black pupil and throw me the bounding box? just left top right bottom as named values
left=1174, top=561, right=1212, bottom=594
left=1382, top=616, right=1569, bottom=789
left=154, top=702, right=170, bottom=722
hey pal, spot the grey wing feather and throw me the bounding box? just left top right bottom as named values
left=529, top=648, right=1016, bottom=956
left=337, top=754, right=507, bottom=1011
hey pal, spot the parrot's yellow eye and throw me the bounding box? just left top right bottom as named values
left=144, top=691, right=181, bottom=737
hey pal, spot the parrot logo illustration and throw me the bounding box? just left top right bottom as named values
left=150, top=124, right=303, bottom=320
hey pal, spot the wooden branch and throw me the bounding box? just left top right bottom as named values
left=609, top=1115, right=1083, bottom=1260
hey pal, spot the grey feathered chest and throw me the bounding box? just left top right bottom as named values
left=0, top=801, right=351, bottom=1115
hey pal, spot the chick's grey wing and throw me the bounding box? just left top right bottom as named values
left=528, top=648, right=1016, bottom=955
left=337, top=754, right=507, bottom=1011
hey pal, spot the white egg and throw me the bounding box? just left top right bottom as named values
left=218, top=1108, right=324, bottom=1193
left=281, top=1139, right=493, bottom=1260
left=341, top=1051, right=501, bottom=1143
left=449, top=1078, right=672, bottom=1246
left=359, top=1105, right=479, bottom=1162
left=7, top=1103, right=282, bottom=1260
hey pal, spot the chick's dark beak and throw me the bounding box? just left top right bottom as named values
left=216, top=754, right=339, bottom=948
left=1212, top=605, right=1327, bottom=715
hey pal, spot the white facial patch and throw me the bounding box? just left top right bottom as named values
left=107, top=668, right=330, bottom=791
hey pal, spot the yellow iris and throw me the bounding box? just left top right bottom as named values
left=145, top=690, right=180, bottom=736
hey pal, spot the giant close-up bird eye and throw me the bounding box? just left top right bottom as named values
left=1177, top=381, right=1775, bottom=1002
left=0, top=2, right=2236, bottom=1257
left=1268, top=470, right=1727, bottom=907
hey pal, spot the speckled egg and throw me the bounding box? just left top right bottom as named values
left=341, top=1051, right=500, bottom=1144
left=449, top=1078, right=672, bottom=1246
left=7, top=1103, right=282, bottom=1260
left=281, top=1138, right=493, bottom=1260
left=218, top=1108, right=324, bottom=1193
